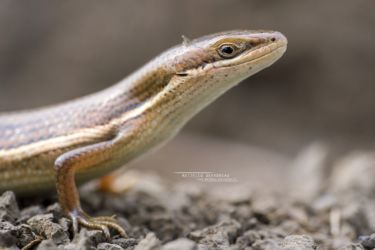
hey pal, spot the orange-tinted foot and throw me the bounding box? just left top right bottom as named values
left=98, top=170, right=139, bottom=194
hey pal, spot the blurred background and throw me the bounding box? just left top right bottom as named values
left=0, top=0, right=374, bottom=183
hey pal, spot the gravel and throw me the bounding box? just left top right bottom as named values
left=2, top=147, right=375, bottom=249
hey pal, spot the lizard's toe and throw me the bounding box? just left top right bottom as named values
left=69, top=212, right=127, bottom=239
left=90, top=216, right=127, bottom=238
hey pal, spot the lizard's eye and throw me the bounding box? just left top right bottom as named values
left=217, top=43, right=240, bottom=59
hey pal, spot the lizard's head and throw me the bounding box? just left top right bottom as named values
left=130, top=30, right=287, bottom=130
left=170, top=30, right=287, bottom=79
left=151, top=30, right=287, bottom=118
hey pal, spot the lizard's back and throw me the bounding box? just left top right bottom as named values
left=0, top=88, right=137, bottom=194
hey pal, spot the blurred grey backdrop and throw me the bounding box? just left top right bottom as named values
left=0, top=0, right=374, bottom=154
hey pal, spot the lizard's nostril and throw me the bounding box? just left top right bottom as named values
left=271, top=37, right=276, bottom=42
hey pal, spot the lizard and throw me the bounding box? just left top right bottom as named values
left=0, top=30, right=287, bottom=238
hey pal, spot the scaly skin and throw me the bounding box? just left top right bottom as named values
left=0, top=30, right=287, bottom=237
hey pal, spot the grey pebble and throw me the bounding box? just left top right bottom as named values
left=281, top=235, right=316, bottom=250
left=112, top=238, right=139, bottom=249
left=15, top=224, right=37, bottom=248
left=46, top=203, right=63, bottom=218
left=236, top=230, right=263, bottom=248
left=162, top=238, right=197, bottom=250
left=97, top=242, right=124, bottom=250
left=288, top=143, right=328, bottom=202
left=27, top=213, right=69, bottom=245
left=36, top=239, right=58, bottom=250
left=359, top=233, right=375, bottom=248
left=338, top=243, right=365, bottom=250
left=0, top=220, right=18, bottom=248
left=4, top=168, right=375, bottom=250
left=19, top=205, right=45, bottom=223
left=189, top=219, right=241, bottom=248
left=0, top=222, right=35, bottom=249
left=58, top=217, right=71, bottom=233
left=134, top=233, right=162, bottom=250
left=252, top=239, right=283, bottom=250
left=0, top=191, right=20, bottom=224
left=63, top=229, right=103, bottom=250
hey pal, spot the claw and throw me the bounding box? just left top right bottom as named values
left=69, top=212, right=127, bottom=239
left=93, top=220, right=127, bottom=238
left=71, top=215, right=79, bottom=234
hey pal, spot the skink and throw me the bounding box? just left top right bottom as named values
left=0, top=30, right=287, bottom=237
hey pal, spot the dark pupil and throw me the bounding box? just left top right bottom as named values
left=221, top=46, right=234, bottom=54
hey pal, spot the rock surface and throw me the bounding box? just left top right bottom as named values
left=1, top=148, right=375, bottom=249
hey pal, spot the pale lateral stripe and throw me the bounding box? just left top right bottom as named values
left=0, top=100, right=155, bottom=160
left=0, top=125, right=112, bottom=159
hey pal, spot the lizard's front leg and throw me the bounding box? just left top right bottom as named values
left=54, top=136, right=127, bottom=238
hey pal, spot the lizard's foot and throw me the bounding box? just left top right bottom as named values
left=69, top=211, right=127, bottom=239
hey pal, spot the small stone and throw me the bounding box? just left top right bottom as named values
left=64, top=229, right=97, bottom=250
left=338, top=243, right=364, bottom=250
left=0, top=221, right=34, bottom=249
left=112, top=238, right=138, bottom=249
left=0, top=220, right=18, bottom=248
left=0, top=191, right=20, bottom=223
left=19, top=205, right=44, bottom=223
left=27, top=213, right=69, bottom=245
left=363, top=200, right=375, bottom=231
left=162, top=238, right=197, bottom=250
left=330, top=152, right=375, bottom=195
left=341, top=203, right=368, bottom=235
left=36, top=239, right=58, bottom=250
left=58, top=217, right=71, bottom=233
left=134, top=233, right=162, bottom=250
left=289, top=143, right=329, bottom=202
left=278, top=220, right=301, bottom=236
left=189, top=219, right=241, bottom=248
left=97, top=242, right=124, bottom=250
left=253, top=239, right=282, bottom=250
left=287, top=207, right=309, bottom=226
left=236, top=230, right=263, bottom=248
left=359, top=234, right=375, bottom=248
left=147, top=213, right=183, bottom=242
left=85, top=229, right=107, bottom=245
left=252, top=196, right=277, bottom=215
left=14, top=224, right=36, bottom=248
left=281, top=235, right=315, bottom=250
left=46, top=203, right=63, bottom=218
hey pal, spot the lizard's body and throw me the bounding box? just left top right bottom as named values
left=0, top=30, right=287, bottom=237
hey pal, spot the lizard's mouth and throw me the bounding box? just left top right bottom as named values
left=240, top=44, right=287, bottom=66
